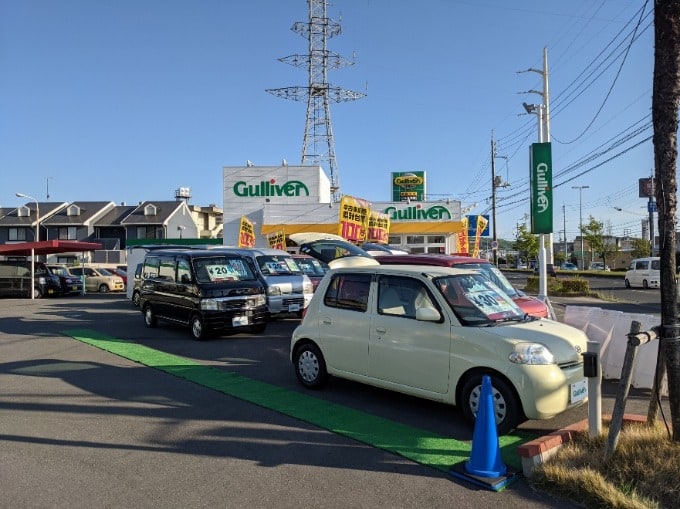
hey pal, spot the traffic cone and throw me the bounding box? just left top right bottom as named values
left=450, top=375, right=519, bottom=491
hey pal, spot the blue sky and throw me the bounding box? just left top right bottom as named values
left=1, top=0, right=653, bottom=241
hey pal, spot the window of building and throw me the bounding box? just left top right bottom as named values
left=406, top=235, right=425, bottom=245
left=58, top=227, right=78, bottom=240
left=8, top=228, right=27, bottom=241
left=137, top=226, right=164, bottom=239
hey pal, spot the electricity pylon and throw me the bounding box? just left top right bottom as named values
left=266, top=0, right=366, bottom=201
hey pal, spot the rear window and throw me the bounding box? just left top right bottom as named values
left=323, top=273, right=371, bottom=312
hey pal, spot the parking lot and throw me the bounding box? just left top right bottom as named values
left=0, top=293, right=662, bottom=508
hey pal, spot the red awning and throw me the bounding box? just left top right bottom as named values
left=0, top=240, right=103, bottom=257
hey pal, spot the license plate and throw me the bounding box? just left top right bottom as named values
left=232, top=315, right=249, bottom=327
left=72, top=286, right=79, bottom=291
left=570, top=379, right=588, bottom=403
left=288, top=304, right=300, bottom=312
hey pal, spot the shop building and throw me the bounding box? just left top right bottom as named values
left=222, top=165, right=466, bottom=253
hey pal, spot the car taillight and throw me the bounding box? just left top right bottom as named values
left=301, top=307, right=308, bottom=320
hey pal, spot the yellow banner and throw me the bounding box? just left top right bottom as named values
left=366, top=210, right=390, bottom=243
left=472, top=215, right=488, bottom=258
left=456, top=216, right=469, bottom=254
left=337, top=195, right=371, bottom=242
left=267, top=230, right=285, bottom=250
left=238, top=216, right=255, bottom=247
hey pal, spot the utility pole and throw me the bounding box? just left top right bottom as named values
left=491, top=133, right=498, bottom=267
left=266, top=0, right=366, bottom=202
left=563, top=204, right=567, bottom=257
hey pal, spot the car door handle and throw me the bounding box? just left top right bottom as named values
left=375, top=327, right=386, bottom=334
left=322, top=318, right=332, bottom=325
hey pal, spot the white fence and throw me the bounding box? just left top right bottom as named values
left=564, top=305, right=668, bottom=396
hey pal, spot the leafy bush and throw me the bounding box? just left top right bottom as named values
left=525, top=275, right=590, bottom=295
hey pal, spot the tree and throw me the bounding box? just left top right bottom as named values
left=581, top=215, right=619, bottom=268
left=631, top=238, right=652, bottom=259
left=652, top=0, right=680, bottom=440
left=513, top=224, right=538, bottom=263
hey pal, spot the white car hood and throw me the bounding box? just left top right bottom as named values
left=289, top=232, right=346, bottom=244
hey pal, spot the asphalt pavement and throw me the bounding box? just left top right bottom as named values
left=0, top=293, right=667, bottom=509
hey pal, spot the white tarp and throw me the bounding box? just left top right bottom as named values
left=563, top=305, right=667, bottom=396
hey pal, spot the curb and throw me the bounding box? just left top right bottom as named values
left=517, top=414, right=648, bottom=477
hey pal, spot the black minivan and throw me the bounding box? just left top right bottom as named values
left=139, top=249, right=269, bottom=340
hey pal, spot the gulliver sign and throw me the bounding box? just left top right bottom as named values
left=383, top=204, right=451, bottom=221
left=233, top=179, right=310, bottom=197
left=530, top=142, right=553, bottom=234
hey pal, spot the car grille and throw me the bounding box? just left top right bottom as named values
left=217, top=296, right=257, bottom=311
left=283, top=297, right=304, bottom=308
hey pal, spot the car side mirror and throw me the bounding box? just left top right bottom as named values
left=180, top=274, right=191, bottom=284
left=415, top=306, right=441, bottom=322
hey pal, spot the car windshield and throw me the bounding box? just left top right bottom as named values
left=295, top=257, right=326, bottom=276
left=49, top=266, right=70, bottom=276
left=300, top=239, right=374, bottom=263
left=256, top=255, right=302, bottom=276
left=99, top=268, right=114, bottom=276
left=434, top=273, right=525, bottom=326
left=192, top=256, right=256, bottom=283
left=452, top=262, right=519, bottom=298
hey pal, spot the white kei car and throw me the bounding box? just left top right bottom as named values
left=290, top=264, right=589, bottom=435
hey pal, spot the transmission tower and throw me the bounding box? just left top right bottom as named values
left=266, top=0, right=366, bottom=201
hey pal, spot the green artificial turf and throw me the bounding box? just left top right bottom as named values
left=63, top=328, right=533, bottom=473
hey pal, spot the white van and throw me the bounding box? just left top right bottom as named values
left=625, top=257, right=660, bottom=289
left=214, top=247, right=314, bottom=317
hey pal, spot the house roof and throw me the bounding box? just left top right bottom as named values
left=93, top=205, right=137, bottom=227
left=120, top=201, right=188, bottom=226
left=0, top=240, right=103, bottom=256
left=42, top=201, right=115, bottom=226
left=0, top=202, right=68, bottom=227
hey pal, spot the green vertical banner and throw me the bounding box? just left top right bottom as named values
left=530, top=142, right=553, bottom=234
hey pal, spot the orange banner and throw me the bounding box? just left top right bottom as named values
left=366, top=210, right=390, bottom=243
left=238, top=216, right=256, bottom=247
left=337, top=196, right=370, bottom=242
left=472, top=215, right=488, bottom=257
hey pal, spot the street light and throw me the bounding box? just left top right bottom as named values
left=177, top=225, right=186, bottom=239
left=16, top=192, right=39, bottom=241
left=572, top=185, right=589, bottom=270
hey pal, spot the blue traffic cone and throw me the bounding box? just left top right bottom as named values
left=450, top=375, right=518, bottom=491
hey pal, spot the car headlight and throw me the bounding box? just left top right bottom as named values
left=303, top=281, right=314, bottom=294
left=508, top=343, right=555, bottom=365
left=201, top=299, right=219, bottom=311
left=252, top=294, right=266, bottom=307
left=38, top=277, right=46, bottom=284
left=267, top=285, right=282, bottom=296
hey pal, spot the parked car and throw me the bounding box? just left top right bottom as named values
left=139, top=249, right=269, bottom=339
left=292, top=254, right=327, bottom=291
left=46, top=264, right=84, bottom=296
left=533, top=263, right=557, bottom=277
left=560, top=262, right=578, bottom=271
left=588, top=262, right=610, bottom=271
left=290, top=264, right=589, bottom=435
left=374, top=253, right=550, bottom=318
left=0, top=260, right=61, bottom=299
left=625, top=257, right=660, bottom=289
left=68, top=266, right=125, bottom=293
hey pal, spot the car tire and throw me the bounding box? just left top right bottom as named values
left=625, top=278, right=631, bottom=288
left=460, top=374, right=522, bottom=436
left=143, top=305, right=157, bottom=328
left=32, top=286, right=43, bottom=299
left=643, top=280, right=649, bottom=289
left=132, top=291, right=141, bottom=307
left=190, top=314, right=209, bottom=340
left=98, top=284, right=110, bottom=293
left=251, top=323, right=267, bottom=334
left=294, top=343, right=328, bottom=389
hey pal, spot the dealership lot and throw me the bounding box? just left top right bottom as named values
left=1, top=294, right=660, bottom=508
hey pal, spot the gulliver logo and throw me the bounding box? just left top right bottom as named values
left=233, top=179, right=309, bottom=197
left=383, top=204, right=451, bottom=221
left=393, top=173, right=424, bottom=188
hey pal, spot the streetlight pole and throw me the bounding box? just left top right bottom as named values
left=572, top=185, right=589, bottom=269
left=15, top=192, right=39, bottom=300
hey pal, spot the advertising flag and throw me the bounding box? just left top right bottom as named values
left=267, top=230, right=286, bottom=250
left=366, top=210, right=390, bottom=243
left=338, top=195, right=371, bottom=242
left=472, top=215, right=489, bottom=257
left=456, top=216, right=469, bottom=254
left=238, top=216, right=256, bottom=247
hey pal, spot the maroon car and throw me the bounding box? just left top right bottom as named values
left=291, top=254, right=327, bottom=291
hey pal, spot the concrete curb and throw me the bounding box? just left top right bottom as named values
left=517, top=414, right=648, bottom=477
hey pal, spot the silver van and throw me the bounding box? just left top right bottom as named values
left=214, top=247, right=314, bottom=317
left=625, top=257, right=660, bottom=289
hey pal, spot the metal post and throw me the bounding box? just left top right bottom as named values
left=572, top=186, right=589, bottom=269
left=587, top=340, right=602, bottom=437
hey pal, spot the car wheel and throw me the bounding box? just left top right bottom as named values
left=460, top=375, right=522, bottom=436
left=190, top=314, right=208, bottom=340
left=32, top=286, right=43, bottom=299
left=251, top=323, right=267, bottom=334
left=132, top=291, right=141, bottom=307
left=294, top=343, right=328, bottom=389
left=643, top=280, right=649, bottom=289
left=98, top=284, right=110, bottom=293
left=625, top=278, right=631, bottom=288
left=143, top=305, right=157, bottom=328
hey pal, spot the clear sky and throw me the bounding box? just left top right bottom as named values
left=1, top=0, right=653, bottom=242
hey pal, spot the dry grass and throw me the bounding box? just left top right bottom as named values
left=529, top=422, right=680, bottom=509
